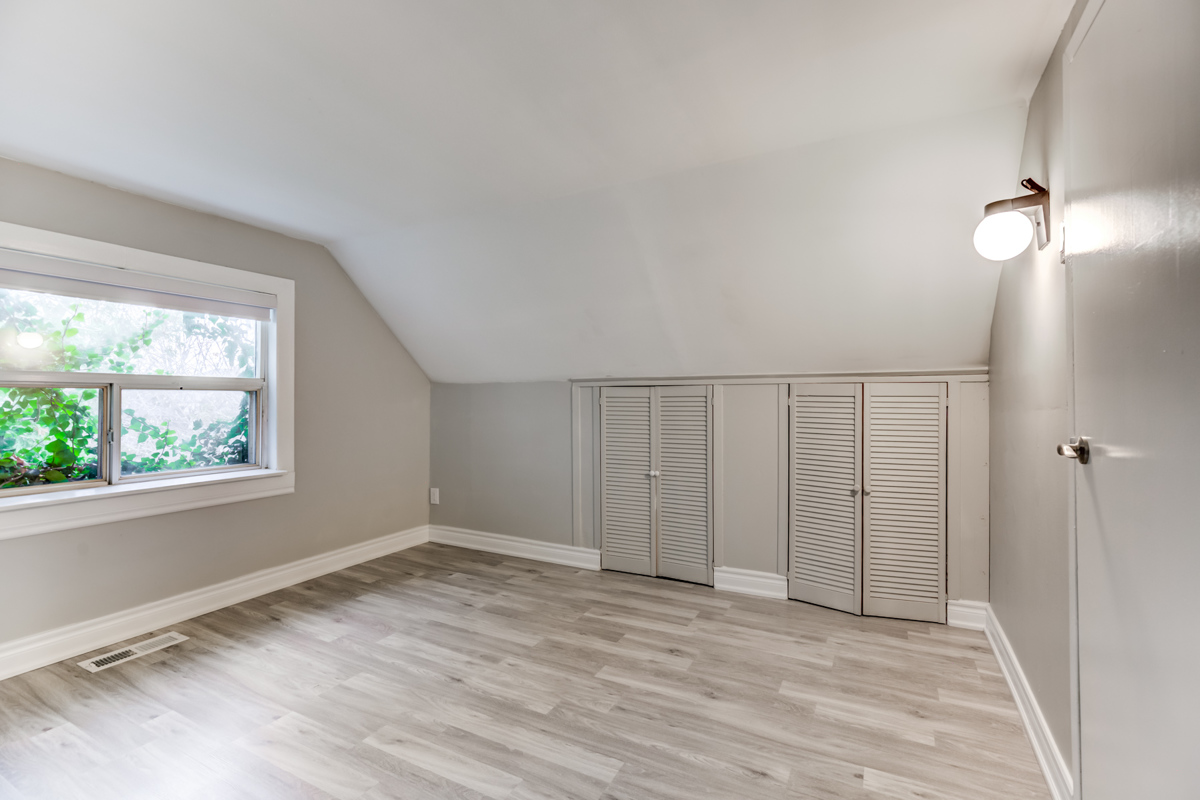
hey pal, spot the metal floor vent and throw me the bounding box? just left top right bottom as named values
left=78, top=631, right=189, bottom=673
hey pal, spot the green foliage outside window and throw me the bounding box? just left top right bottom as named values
left=0, top=386, right=101, bottom=487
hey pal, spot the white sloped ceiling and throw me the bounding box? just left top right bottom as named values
left=0, top=0, right=1074, bottom=382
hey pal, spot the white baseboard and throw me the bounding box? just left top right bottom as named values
left=0, top=524, right=430, bottom=682
left=428, top=529, right=788, bottom=601
left=429, top=525, right=601, bottom=570
left=977, top=603, right=1073, bottom=800
left=713, top=566, right=788, bottom=599
left=947, top=599, right=989, bottom=631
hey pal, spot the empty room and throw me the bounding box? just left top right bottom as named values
left=0, top=0, right=1196, bottom=798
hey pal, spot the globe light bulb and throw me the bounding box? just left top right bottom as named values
left=973, top=211, right=1034, bottom=261
left=15, top=332, right=44, bottom=349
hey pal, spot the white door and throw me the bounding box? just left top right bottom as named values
left=599, top=386, right=655, bottom=576
left=863, top=383, right=947, bottom=623
left=788, top=383, right=863, bottom=614
left=1066, top=0, right=1200, bottom=795
left=600, top=385, right=713, bottom=584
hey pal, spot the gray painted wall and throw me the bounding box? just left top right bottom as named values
left=0, top=157, right=431, bottom=646
left=987, top=0, right=1086, bottom=775
left=953, top=382, right=991, bottom=602
left=720, top=384, right=784, bottom=574
left=429, top=382, right=573, bottom=545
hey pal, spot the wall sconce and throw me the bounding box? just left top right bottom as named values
left=973, top=178, right=1050, bottom=261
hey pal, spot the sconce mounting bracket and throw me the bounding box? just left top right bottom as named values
left=983, top=179, right=1051, bottom=250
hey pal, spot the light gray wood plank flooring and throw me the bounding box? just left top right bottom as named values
left=0, top=543, right=1048, bottom=799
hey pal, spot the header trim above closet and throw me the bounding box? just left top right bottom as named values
left=572, top=370, right=986, bottom=387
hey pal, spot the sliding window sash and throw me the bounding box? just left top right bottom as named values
left=113, top=384, right=265, bottom=485
left=0, top=382, right=111, bottom=497
left=0, top=372, right=267, bottom=494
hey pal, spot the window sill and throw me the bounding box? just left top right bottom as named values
left=0, top=468, right=294, bottom=541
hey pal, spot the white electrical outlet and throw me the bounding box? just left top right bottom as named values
left=430, top=488, right=440, bottom=505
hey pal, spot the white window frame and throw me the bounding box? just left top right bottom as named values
left=0, top=221, right=295, bottom=540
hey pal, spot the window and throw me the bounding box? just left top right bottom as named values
left=1, top=285, right=265, bottom=494
left=0, top=222, right=294, bottom=538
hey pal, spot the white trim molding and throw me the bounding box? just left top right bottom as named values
left=1065, top=0, right=1108, bottom=62
left=713, top=566, right=789, bottom=599
left=946, top=599, right=989, bottom=631
left=951, top=602, right=1073, bottom=800
left=570, top=370, right=988, bottom=386
left=430, top=528, right=789, bottom=599
left=0, top=469, right=294, bottom=541
left=0, top=524, right=430, bottom=682
left=985, top=604, right=1073, bottom=800
left=429, top=525, right=601, bottom=570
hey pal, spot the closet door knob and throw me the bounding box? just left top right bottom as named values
left=1057, top=436, right=1091, bottom=464
left=850, top=485, right=861, bottom=496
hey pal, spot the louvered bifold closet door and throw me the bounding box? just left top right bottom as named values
left=863, top=383, right=947, bottom=623
left=789, top=383, right=863, bottom=614
left=600, top=387, right=656, bottom=576
left=655, top=385, right=713, bottom=585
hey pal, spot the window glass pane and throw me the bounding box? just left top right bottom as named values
left=0, top=288, right=256, bottom=378
left=121, top=390, right=254, bottom=475
left=0, top=386, right=103, bottom=490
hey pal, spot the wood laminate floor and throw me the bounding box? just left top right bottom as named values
left=0, top=543, right=1049, bottom=799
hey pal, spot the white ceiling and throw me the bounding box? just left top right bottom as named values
left=0, top=0, right=1074, bottom=382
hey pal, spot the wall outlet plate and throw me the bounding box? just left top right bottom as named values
left=430, top=487, right=439, bottom=505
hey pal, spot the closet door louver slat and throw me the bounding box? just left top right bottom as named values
left=600, top=387, right=655, bottom=576
left=863, top=383, right=947, bottom=623
left=788, top=383, right=863, bottom=615
left=656, top=385, right=713, bottom=585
